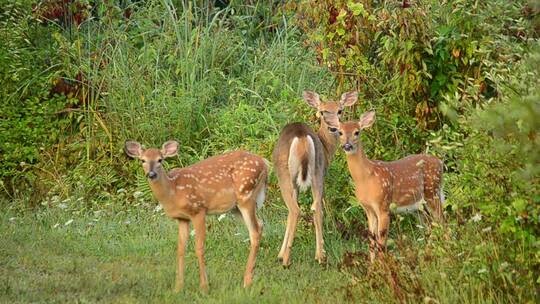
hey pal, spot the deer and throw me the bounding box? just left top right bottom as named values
left=124, top=140, right=268, bottom=292
left=323, top=111, right=444, bottom=261
left=273, top=90, right=358, bottom=266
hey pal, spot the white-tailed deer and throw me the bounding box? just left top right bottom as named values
left=273, top=90, right=358, bottom=266
left=324, top=112, right=444, bottom=261
left=125, top=140, right=268, bottom=292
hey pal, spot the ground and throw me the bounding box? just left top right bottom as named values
left=0, top=197, right=527, bottom=303
left=1, top=200, right=370, bottom=303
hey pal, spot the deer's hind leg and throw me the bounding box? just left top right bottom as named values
left=276, top=176, right=300, bottom=267
left=237, top=200, right=262, bottom=288
left=425, top=188, right=444, bottom=223
left=423, top=166, right=444, bottom=223
left=311, top=175, right=326, bottom=264
left=424, top=194, right=444, bottom=223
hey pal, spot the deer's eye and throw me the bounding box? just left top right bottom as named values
left=328, top=127, right=338, bottom=133
left=338, top=131, right=343, bottom=136
left=158, top=159, right=163, bottom=163
left=354, top=131, right=360, bottom=136
left=337, top=110, right=343, bottom=115
left=141, top=159, right=146, bottom=163
left=319, top=111, right=324, bottom=116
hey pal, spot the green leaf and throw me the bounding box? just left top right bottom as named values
left=322, top=48, right=330, bottom=60
left=347, top=2, right=365, bottom=16
left=336, top=28, right=346, bottom=36
left=337, top=9, right=347, bottom=21
left=512, top=198, right=527, bottom=212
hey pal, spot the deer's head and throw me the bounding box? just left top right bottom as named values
left=324, top=111, right=376, bottom=154
left=302, top=90, right=358, bottom=135
left=125, top=140, right=179, bottom=180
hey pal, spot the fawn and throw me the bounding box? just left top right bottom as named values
left=273, top=90, right=358, bottom=266
left=324, top=111, right=444, bottom=261
left=125, top=140, right=268, bottom=292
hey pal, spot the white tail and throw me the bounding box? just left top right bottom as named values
left=288, top=136, right=316, bottom=192
left=125, top=140, right=268, bottom=292
left=273, top=90, right=358, bottom=266
left=325, top=112, right=445, bottom=262
left=255, top=159, right=270, bottom=209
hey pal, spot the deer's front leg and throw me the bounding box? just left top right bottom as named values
left=175, top=219, right=190, bottom=293
left=376, top=211, right=390, bottom=258
left=192, top=212, right=208, bottom=293
left=363, top=207, right=378, bottom=263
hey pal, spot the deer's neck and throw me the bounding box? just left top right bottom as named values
left=317, top=120, right=339, bottom=167
left=346, top=146, right=375, bottom=184
left=148, top=167, right=176, bottom=205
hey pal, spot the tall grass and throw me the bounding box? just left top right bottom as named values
left=75, top=1, right=330, bottom=161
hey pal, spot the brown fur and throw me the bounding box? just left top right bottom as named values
left=273, top=90, right=358, bottom=266
left=327, top=114, right=444, bottom=262
left=125, top=141, right=268, bottom=292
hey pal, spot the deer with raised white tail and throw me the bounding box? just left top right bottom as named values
left=273, top=90, right=358, bottom=266
left=125, top=140, right=268, bottom=292
left=324, top=112, right=444, bottom=261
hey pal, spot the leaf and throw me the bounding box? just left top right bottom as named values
left=337, top=8, right=347, bottom=21
left=336, top=28, right=346, bottom=36
left=511, top=198, right=527, bottom=212
left=347, top=2, right=365, bottom=16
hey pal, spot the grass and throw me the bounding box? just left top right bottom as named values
left=1, top=192, right=535, bottom=303
left=0, top=197, right=361, bottom=303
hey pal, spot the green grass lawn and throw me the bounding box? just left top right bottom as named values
left=0, top=198, right=534, bottom=303
left=0, top=200, right=367, bottom=303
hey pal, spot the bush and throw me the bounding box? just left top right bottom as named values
left=0, top=1, right=73, bottom=198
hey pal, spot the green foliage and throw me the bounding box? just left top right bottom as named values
left=0, top=1, right=74, bottom=195
left=456, top=48, right=540, bottom=238
left=293, top=1, right=529, bottom=129
left=476, top=49, right=540, bottom=182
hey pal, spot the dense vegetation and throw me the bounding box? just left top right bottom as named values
left=1, top=0, right=538, bottom=302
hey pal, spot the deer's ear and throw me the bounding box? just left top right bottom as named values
left=340, top=91, right=358, bottom=107
left=358, top=111, right=376, bottom=129
left=125, top=141, right=142, bottom=158
left=161, top=140, right=179, bottom=158
left=302, top=91, right=321, bottom=109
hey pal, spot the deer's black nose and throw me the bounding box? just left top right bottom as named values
left=147, top=171, right=157, bottom=180
left=343, top=143, right=353, bottom=151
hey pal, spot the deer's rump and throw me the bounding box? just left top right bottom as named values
left=273, top=123, right=322, bottom=192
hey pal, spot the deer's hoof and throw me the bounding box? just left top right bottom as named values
left=243, top=277, right=253, bottom=288
left=199, top=284, right=209, bottom=294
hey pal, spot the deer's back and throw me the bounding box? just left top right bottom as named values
left=375, top=154, right=443, bottom=207
left=169, top=150, right=267, bottom=191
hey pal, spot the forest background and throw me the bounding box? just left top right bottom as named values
left=0, top=0, right=538, bottom=302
